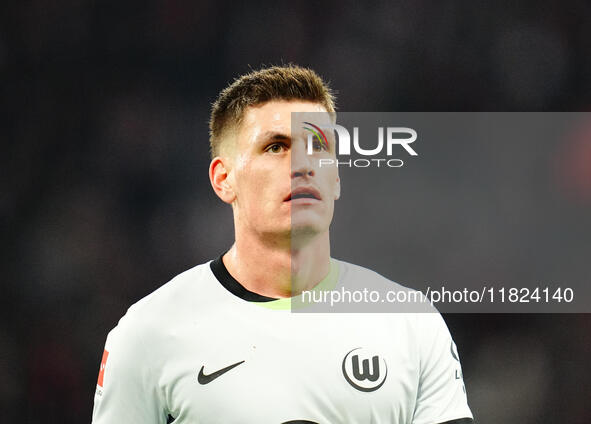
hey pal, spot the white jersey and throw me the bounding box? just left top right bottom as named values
left=92, top=259, right=473, bottom=424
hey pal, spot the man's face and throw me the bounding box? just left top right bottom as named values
left=225, top=100, right=340, bottom=241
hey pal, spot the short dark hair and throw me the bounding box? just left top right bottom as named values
left=209, top=65, right=336, bottom=157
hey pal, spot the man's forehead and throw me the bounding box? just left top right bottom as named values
left=240, top=100, right=332, bottom=134
left=217, top=100, right=333, bottom=157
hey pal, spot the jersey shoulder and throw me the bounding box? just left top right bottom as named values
left=332, top=258, right=435, bottom=313
left=109, top=261, right=222, bottom=338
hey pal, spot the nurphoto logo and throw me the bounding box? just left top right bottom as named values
left=303, top=121, right=418, bottom=168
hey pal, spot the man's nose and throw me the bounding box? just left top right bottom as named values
left=290, top=142, right=315, bottom=178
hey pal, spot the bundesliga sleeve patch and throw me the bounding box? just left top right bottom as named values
left=97, top=349, right=109, bottom=387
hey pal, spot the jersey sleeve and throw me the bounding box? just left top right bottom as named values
left=412, top=313, right=473, bottom=424
left=92, top=314, right=165, bottom=424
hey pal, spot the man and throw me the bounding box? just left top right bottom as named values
left=92, top=65, right=474, bottom=423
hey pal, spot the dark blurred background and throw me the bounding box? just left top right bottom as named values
left=1, top=1, right=590, bottom=423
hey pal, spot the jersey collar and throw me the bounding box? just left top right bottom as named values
left=210, top=254, right=339, bottom=310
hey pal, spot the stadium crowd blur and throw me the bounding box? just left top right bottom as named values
left=2, top=1, right=590, bottom=423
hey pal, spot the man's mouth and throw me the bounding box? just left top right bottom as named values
left=285, top=187, right=321, bottom=202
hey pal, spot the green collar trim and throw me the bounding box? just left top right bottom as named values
left=253, top=259, right=339, bottom=310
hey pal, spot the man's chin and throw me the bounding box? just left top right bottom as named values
left=289, top=223, right=325, bottom=247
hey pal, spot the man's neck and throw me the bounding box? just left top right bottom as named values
left=222, top=231, right=331, bottom=298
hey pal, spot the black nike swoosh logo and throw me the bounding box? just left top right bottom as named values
left=198, top=360, right=245, bottom=384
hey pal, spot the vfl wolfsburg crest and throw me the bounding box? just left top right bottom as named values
left=342, top=347, right=388, bottom=392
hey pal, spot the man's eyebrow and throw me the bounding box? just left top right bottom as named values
left=258, top=131, right=290, bottom=142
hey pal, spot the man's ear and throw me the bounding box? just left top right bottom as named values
left=209, top=157, right=236, bottom=204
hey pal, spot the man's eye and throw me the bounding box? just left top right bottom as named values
left=266, top=143, right=286, bottom=153
left=312, top=139, right=327, bottom=152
